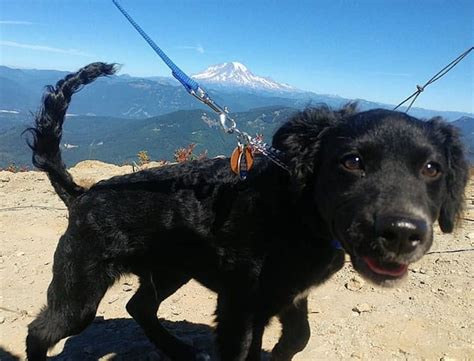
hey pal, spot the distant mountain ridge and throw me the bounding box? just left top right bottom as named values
left=0, top=107, right=472, bottom=167
left=0, top=63, right=472, bottom=167
left=0, top=64, right=472, bottom=122
left=0, top=106, right=296, bottom=167
left=452, top=116, right=474, bottom=162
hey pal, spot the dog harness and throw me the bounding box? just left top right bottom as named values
left=112, top=0, right=290, bottom=179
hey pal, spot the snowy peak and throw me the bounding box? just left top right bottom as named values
left=192, top=62, right=294, bottom=91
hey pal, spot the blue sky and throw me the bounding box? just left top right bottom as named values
left=1, top=0, right=473, bottom=113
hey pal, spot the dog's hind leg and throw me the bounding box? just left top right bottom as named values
left=270, top=298, right=310, bottom=361
left=26, top=236, right=114, bottom=360
left=126, top=272, right=209, bottom=361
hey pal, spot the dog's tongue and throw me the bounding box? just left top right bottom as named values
left=363, top=257, right=408, bottom=277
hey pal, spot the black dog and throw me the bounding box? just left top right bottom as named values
left=25, top=63, right=468, bottom=361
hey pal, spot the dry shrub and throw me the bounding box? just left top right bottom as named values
left=137, top=150, right=151, bottom=165
left=0, top=163, right=29, bottom=173
left=174, top=144, right=208, bottom=163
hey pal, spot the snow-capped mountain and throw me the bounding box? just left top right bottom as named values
left=192, top=62, right=294, bottom=91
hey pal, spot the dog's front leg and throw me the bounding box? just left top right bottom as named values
left=244, top=321, right=266, bottom=361
left=215, top=291, right=256, bottom=361
left=270, top=297, right=310, bottom=361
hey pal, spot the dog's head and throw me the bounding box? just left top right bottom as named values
left=273, top=105, right=469, bottom=285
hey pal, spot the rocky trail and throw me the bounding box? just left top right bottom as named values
left=1, top=161, right=473, bottom=360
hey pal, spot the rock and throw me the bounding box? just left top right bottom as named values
left=399, top=348, right=409, bottom=355
left=352, top=303, right=372, bottom=313
left=345, top=276, right=365, bottom=291
left=108, top=295, right=119, bottom=304
left=309, top=306, right=322, bottom=314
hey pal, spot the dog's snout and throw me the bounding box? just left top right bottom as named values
left=375, top=215, right=429, bottom=253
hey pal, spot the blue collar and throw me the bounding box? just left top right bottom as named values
left=331, top=239, right=343, bottom=250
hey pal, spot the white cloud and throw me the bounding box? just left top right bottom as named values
left=0, top=20, right=35, bottom=25
left=0, top=40, right=94, bottom=57
left=176, top=44, right=205, bottom=54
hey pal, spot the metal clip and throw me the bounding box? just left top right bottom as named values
left=189, top=87, right=237, bottom=134
left=219, top=112, right=237, bottom=134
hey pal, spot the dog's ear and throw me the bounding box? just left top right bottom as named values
left=428, top=118, right=469, bottom=233
left=272, top=104, right=356, bottom=190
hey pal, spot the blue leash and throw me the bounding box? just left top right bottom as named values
left=112, top=0, right=199, bottom=94
left=112, top=0, right=237, bottom=133
left=112, top=0, right=290, bottom=174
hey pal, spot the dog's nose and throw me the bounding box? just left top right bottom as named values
left=375, top=216, right=428, bottom=254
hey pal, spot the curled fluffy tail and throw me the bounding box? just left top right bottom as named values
left=25, top=62, right=117, bottom=207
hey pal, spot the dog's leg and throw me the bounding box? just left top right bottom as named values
left=215, top=292, right=256, bottom=361
left=26, top=237, right=113, bottom=360
left=244, top=322, right=266, bottom=361
left=270, top=297, right=310, bottom=361
left=126, top=273, right=209, bottom=361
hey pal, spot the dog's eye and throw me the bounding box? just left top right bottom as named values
left=341, top=154, right=364, bottom=171
left=422, top=161, right=441, bottom=178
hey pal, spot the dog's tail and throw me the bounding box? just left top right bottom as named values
left=25, top=62, right=117, bottom=207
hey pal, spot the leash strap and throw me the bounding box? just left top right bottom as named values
left=394, top=46, right=473, bottom=112
left=112, top=0, right=199, bottom=93
left=112, top=0, right=290, bottom=175
left=113, top=0, right=235, bottom=131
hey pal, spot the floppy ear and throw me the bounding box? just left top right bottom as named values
left=272, top=104, right=356, bottom=190
left=428, top=118, right=469, bottom=233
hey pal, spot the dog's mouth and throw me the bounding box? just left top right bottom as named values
left=333, top=220, right=429, bottom=285
left=362, top=256, right=408, bottom=278
left=349, top=253, right=410, bottom=285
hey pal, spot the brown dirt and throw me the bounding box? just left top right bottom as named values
left=1, top=161, right=473, bottom=360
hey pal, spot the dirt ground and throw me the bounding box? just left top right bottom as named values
left=1, top=160, right=473, bottom=360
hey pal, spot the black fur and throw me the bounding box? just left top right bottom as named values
left=25, top=63, right=469, bottom=361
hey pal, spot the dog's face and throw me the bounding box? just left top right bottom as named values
left=274, top=107, right=468, bottom=286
